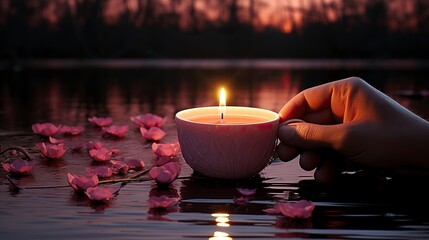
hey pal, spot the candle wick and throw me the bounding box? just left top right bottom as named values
left=221, top=113, right=224, bottom=121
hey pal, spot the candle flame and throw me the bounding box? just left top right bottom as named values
left=219, top=88, right=226, bottom=121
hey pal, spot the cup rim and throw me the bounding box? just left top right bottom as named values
left=175, top=106, right=279, bottom=126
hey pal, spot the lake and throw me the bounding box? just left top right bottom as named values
left=1, top=64, right=429, bottom=239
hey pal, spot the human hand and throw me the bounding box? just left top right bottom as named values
left=277, top=77, right=429, bottom=183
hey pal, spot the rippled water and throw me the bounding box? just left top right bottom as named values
left=1, top=68, right=429, bottom=239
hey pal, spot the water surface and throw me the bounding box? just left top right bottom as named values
left=1, top=67, right=429, bottom=239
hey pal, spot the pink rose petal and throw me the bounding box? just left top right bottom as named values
left=88, top=117, right=113, bottom=127
left=262, top=207, right=281, bottom=215
left=152, top=142, right=180, bottom=157
left=85, top=187, right=115, bottom=202
left=130, top=113, right=167, bottom=128
left=86, top=166, right=113, bottom=178
left=140, top=127, right=166, bottom=141
left=149, top=162, right=181, bottom=184
left=59, top=125, right=84, bottom=135
left=89, top=147, right=113, bottom=162
left=67, top=173, right=99, bottom=191
left=264, top=200, right=315, bottom=219
left=32, top=122, right=61, bottom=137
left=102, top=125, right=129, bottom=138
left=49, top=136, right=64, bottom=144
left=86, top=141, right=104, bottom=150
left=2, top=159, right=35, bottom=175
left=277, top=200, right=315, bottom=219
left=155, top=156, right=175, bottom=166
left=38, top=142, right=67, bottom=159
left=110, top=160, right=129, bottom=175
left=110, top=148, right=120, bottom=154
left=124, top=159, right=145, bottom=170
left=157, top=171, right=174, bottom=183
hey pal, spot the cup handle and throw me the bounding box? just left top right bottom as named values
left=280, top=118, right=306, bottom=126
left=270, top=118, right=306, bottom=163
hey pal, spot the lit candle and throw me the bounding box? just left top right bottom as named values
left=219, top=88, right=226, bottom=122
left=175, top=88, right=279, bottom=179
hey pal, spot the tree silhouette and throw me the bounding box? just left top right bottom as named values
left=0, top=0, right=428, bottom=60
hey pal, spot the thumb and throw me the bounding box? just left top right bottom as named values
left=278, top=123, right=342, bottom=150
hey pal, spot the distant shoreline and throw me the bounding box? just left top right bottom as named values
left=2, top=58, right=429, bottom=70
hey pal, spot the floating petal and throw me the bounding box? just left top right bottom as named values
left=102, top=125, right=129, bottom=138
left=59, top=125, right=84, bottom=135
left=86, top=141, right=104, bottom=150
left=88, top=117, right=113, bottom=127
left=264, top=200, right=315, bottom=219
left=140, top=127, right=166, bottom=141
left=39, top=142, right=67, bottom=159
left=49, top=136, right=64, bottom=144
left=110, top=160, right=129, bottom=175
left=67, top=173, right=99, bottom=191
left=85, top=187, right=115, bottom=202
left=124, top=159, right=145, bottom=170
left=2, top=159, right=35, bottom=175
left=149, top=162, right=181, bottom=184
left=32, top=122, right=61, bottom=137
left=131, top=113, right=167, bottom=128
left=152, top=142, right=180, bottom=157
left=89, top=147, right=113, bottom=162
left=86, top=166, right=113, bottom=178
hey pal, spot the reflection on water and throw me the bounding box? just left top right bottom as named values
left=1, top=68, right=429, bottom=239
left=1, top=68, right=429, bottom=132
left=210, top=213, right=232, bottom=240
left=209, top=231, right=232, bottom=240
left=0, top=69, right=428, bottom=130
left=212, top=213, right=230, bottom=227
left=0, top=69, right=302, bottom=132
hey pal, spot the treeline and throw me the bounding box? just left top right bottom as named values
left=1, top=0, right=429, bottom=59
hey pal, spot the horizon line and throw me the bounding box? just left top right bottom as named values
left=2, top=58, right=429, bottom=70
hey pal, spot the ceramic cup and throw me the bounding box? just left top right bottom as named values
left=175, top=106, right=279, bottom=179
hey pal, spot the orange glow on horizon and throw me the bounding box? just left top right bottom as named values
left=281, top=21, right=293, bottom=33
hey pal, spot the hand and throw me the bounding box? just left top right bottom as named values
left=277, top=77, right=429, bottom=184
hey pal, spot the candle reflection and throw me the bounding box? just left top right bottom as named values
left=209, top=231, right=232, bottom=240
left=211, top=213, right=230, bottom=227
left=210, top=213, right=232, bottom=239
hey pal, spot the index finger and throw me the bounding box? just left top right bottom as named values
left=279, top=81, right=334, bottom=122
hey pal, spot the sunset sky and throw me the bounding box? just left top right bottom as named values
left=0, top=0, right=421, bottom=32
